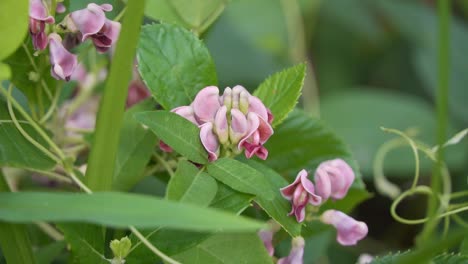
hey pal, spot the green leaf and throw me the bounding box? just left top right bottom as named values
left=172, top=233, right=273, bottom=264
left=112, top=100, right=157, bottom=191
left=243, top=159, right=302, bottom=237
left=0, top=172, right=36, bottom=264
left=35, top=241, right=66, bottom=264
left=320, top=90, right=465, bottom=176
left=167, top=160, right=218, bottom=206
left=85, top=0, right=146, bottom=191
left=134, top=111, right=208, bottom=164
left=0, top=0, right=28, bottom=60
left=57, top=224, right=106, bottom=264
left=264, top=109, right=363, bottom=186
left=207, top=158, right=274, bottom=200
left=371, top=252, right=468, bottom=264
left=254, top=63, right=306, bottom=127
left=0, top=192, right=264, bottom=231
left=145, top=0, right=229, bottom=34
left=0, top=63, right=11, bottom=80
left=0, top=98, right=56, bottom=170
left=210, top=181, right=254, bottom=213
left=137, top=23, right=217, bottom=110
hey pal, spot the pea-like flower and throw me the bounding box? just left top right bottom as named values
left=163, top=86, right=274, bottom=161
left=29, top=0, right=55, bottom=50
left=66, top=3, right=120, bottom=52
left=48, top=33, right=77, bottom=81
left=314, top=159, right=354, bottom=201
left=277, top=237, right=305, bottom=264
left=320, top=210, right=368, bottom=246
left=280, top=170, right=322, bottom=223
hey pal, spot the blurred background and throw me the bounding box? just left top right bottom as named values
left=198, top=0, right=468, bottom=262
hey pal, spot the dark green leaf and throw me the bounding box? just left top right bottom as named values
left=172, top=233, right=273, bottom=264
left=112, top=100, right=157, bottom=191
left=35, top=241, right=66, bottom=264
left=210, top=181, right=254, bottom=213
left=137, top=23, right=217, bottom=109
left=166, top=160, right=218, bottom=206
left=0, top=192, right=263, bottom=231
left=145, top=0, right=229, bottom=34
left=243, top=159, right=302, bottom=237
left=134, top=111, right=208, bottom=164
left=207, top=158, right=274, bottom=200
left=58, top=224, right=106, bottom=264
left=254, top=63, right=306, bottom=127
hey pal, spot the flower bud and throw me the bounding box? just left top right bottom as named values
left=229, top=109, right=247, bottom=145
left=277, top=237, right=305, bottom=264
left=222, top=87, right=232, bottom=110
left=314, top=159, right=354, bottom=201
left=214, top=106, right=229, bottom=144
left=320, top=210, right=368, bottom=246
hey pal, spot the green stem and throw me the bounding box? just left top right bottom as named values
left=85, top=0, right=146, bottom=191
left=153, top=153, right=175, bottom=177
left=418, top=0, right=451, bottom=245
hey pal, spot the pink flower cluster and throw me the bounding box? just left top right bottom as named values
left=280, top=159, right=368, bottom=246
left=163, top=85, right=274, bottom=161
left=28, top=0, right=120, bottom=81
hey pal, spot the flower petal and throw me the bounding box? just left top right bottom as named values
left=192, top=86, right=221, bottom=123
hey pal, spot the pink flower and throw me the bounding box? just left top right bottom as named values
left=160, top=86, right=273, bottom=161
left=67, top=3, right=120, bottom=52
left=277, top=237, right=305, bottom=264
left=29, top=0, right=55, bottom=50
left=314, top=159, right=355, bottom=201
left=258, top=229, right=275, bottom=257
left=126, top=79, right=150, bottom=108
left=320, top=210, right=368, bottom=246
left=48, top=33, right=77, bottom=81
left=280, top=170, right=322, bottom=222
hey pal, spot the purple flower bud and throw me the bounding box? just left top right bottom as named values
left=231, top=85, right=246, bottom=110
left=56, top=3, right=66, bottom=13
left=222, top=87, right=232, bottom=109
left=258, top=229, right=275, bottom=256
left=48, top=33, right=77, bottom=81
left=280, top=170, right=322, bottom=222
left=29, top=0, right=55, bottom=50
left=320, top=210, right=368, bottom=246
left=314, top=159, right=355, bottom=201
left=68, top=3, right=120, bottom=53
left=229, top=109, right=248, bottom=145
left=159, top=141, right=173, bottom=153
left=192, top=86, right=221, bottom=123
left=277, top=237, right=305, bottom=264
left=126, top=79, right=150, bottom=108
left=200, top=122, right=219, bottom=161
left=214, top=106, right=229, bottom=144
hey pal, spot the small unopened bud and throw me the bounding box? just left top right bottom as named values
left=239, top=91, right=249, bottom=114
left=222, top=87, right=232, bottom=110
left=110, top=236, right=131, bottom=262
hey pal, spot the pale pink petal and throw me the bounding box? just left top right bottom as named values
left=229, top=109, right=247, bottom=144
left=49, top=33, right=77, bottom=81
left=30, top=0, right=55, bottom=23
left=214, top=106, right=228, bottom=144
left=278, top=237, right=305, bottom=264
left=172, top=106, right=198, bottom=125
left=192, top=86, right=221, bottom=122
left=248, top=95, right=269, bottom=121
left=200, top=122, right=219, bottom=161
left=70, top=3, right=107, bottom=41
left=280, top=173, right=302, bottom=200
left=321, top=210, right=368, bottom=246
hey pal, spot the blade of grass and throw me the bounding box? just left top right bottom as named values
left=85, top=0, right=147, bottom=191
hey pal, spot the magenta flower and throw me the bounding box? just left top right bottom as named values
left=48, top=33, right=77, bottom=81
left=29, top=0, right=55, bottom=50
left=314, top=159, right=355, bottom=201
left=67, top=3, right=120, bottom=52
left=277, top=237, right=305, bottom=264
left=161, top=86, right=273, bottom=161
left=280, top=170, right=322, bottom=222
left=320, top=210, right=368, bottom=246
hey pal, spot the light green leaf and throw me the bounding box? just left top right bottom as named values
left=243, top=159, right=302, bottom=237
left=172, top=233, right=273, bottom=264
left=264, top=109, right=364, bottom=187
left=0, top=0, right=28, bottom=60
left=113, top=100, right=157, bottom=191
left=145, top=0, right=229, bottom=34
left=134, top=111, right=208, bottom=164
left=0, top=63, right=11, bottom=80
left=0, top=192, right=263, bottom=231
left=254, top=63, right=306, bottom=127
left=207, top=158, right=274, bottom=200
left=320, top=90, right=465, bottom=176
left=167, top=160, right=218, bottom=206
left=137, top=23, right=217, bottom=109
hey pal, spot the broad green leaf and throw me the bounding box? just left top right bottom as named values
left=243, top=159, right=301, bottom=236
left=207, top=158, right=274, bottom=200
left=0, top=192, right=263, bottom=231
left=321, top=90, right=465, bottom=177
left=0, top=0, right=28, bottom=60
left=264, top=109, right=364, bottom=187
left=35, top=241, right=67, bottom=264
left=0, top=63, right=10, bottom=80
left=134, top=111, right=208, bottom=164
left=172, top=233, right=273, bottom=264
left=113, top=100, right=157, bottom=191
left=0, top=96, right=56, bottom=170
left=85, top=0, right=146, bottom=191
left=0, top=173, right=36, bottom=264
left=166, top=160, right=218, bottom=206
left=145, top=0, right=229, bottom=34
left=210, top=181, right=254, bottom=213
left=137, top=23, right=217, bottom=109
left=57, top=224, right=105, bottom=264
left=254, top=63, right=306, bottom=127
